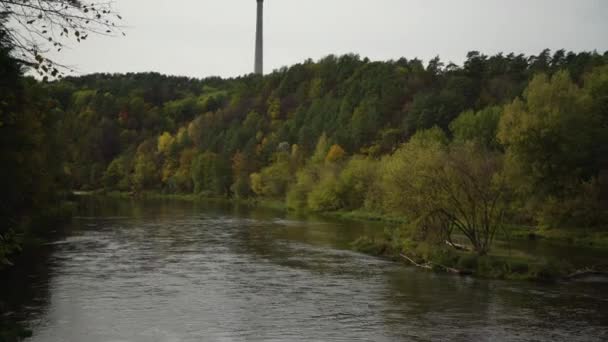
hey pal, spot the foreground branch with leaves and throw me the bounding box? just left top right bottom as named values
left=0, top=0, right=123, bottom=78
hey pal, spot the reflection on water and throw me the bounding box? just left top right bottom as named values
left=2, top=198, right=608, bottom=341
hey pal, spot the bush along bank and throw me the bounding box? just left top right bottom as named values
left=350, top=225, right=608, bottom=282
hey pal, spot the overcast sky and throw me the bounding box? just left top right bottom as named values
left=50, top=0, right=608, bottom=79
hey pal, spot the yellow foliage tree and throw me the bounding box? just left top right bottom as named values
left=267, top=95, right=281, bottom=120
left=157, top=132, right=175, bottom=154
left=325, top=144, right=346, bottom=163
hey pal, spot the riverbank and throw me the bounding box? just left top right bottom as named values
left=0, top=201, right=75, bottom=271
left=86, top=191, right=608, bottom=282
left=350, top=234, right=585, bottom=282
left=0, top=201, right=75, bottom=342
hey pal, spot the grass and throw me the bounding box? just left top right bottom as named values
left=325, top=209, right=408, bottom=224
left=504, top=224, right=608, bottom=249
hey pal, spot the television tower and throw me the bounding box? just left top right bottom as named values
left=254, top=0, right=264, bottom=75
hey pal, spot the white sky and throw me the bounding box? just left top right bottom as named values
left=49, top=0, right=608, bottom=78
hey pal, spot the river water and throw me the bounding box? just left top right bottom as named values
left=2, top=198, right=607, bottom=341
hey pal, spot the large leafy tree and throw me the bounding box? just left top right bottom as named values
left=498, top=71, right=604, bottom=197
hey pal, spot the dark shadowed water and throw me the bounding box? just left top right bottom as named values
left=2, top=198, right=608, bottom=341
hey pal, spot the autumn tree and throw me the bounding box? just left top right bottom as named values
left=325, top=144, right=346, bottom=163
left=381, top=128, right=506, bottom=255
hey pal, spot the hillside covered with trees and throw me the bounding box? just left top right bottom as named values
left=2, top=48, right=608, bottom=266
left=48, top=49, right=608, bottom=254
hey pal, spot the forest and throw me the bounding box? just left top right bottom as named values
left=2, top=47, right=608, bottom=268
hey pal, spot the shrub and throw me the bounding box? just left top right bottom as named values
left=351, top=236, right=387, bottom=256
left=307, top=176, right=342, bottom=211
left=336, top=156, right=377, bottom=210
left=508, top=260, right=530, bottom=274
left=457, top=254, right=479, bottom=270
left=286, top=168, right=315, bottom=210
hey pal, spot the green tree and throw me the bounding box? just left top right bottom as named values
left=103, top=156, right=130, bottom=191
left=133, top=140, right=160, bottom=192
left=336, top=156, right=377, bottom=209
left=191, top=152, right=231, bottom=195
left=450, top=106, right=502, bottom=150
left=250, top=153, right=291, bottom=198
left=498, top=71, right=602, bottom=197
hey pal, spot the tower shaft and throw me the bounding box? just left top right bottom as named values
left=255, top=0, right=264, bottom=75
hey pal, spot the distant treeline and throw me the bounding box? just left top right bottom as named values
left=2, top=48, right=608, bottom=257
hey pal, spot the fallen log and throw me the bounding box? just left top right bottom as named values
left=400, top=253, right=433, bottom=270
left=400, top=253, right=471, bottom=275
left=445, top=240, right=471, bottom=251
left=435, top=262, right=472, bottom=275
left=565, top=268, right=608, bottom=281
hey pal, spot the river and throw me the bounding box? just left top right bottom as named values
left=2, top=198, right=607, bottom=341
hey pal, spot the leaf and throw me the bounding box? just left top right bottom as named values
left=27, top=20, right=35, bottom=24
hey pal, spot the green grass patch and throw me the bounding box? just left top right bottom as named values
left=327, top=209, right=408, bottom=224
left=504, top=224, right=608, bottom=249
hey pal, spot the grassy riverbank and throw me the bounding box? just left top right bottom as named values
left=350, top=234, right=581, bottom=282
left=350, top=223, right=608, bottom=281
left=507, top=224, right=608, bottom=249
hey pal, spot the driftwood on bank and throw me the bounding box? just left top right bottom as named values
left=445, top=240, right=472, bottom=251
left=564, top=268, right=608, bottom=281
left=400, top=253, right=472, bottom=275
left=400, top=253, right=432, bottom=270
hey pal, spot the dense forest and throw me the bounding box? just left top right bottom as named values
left=2, top=48, right=608, bottom=265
